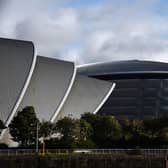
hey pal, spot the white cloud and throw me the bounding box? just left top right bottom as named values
left=14, top=9, right=80, bottom=57
left=0, top=0, right=168, bottom=64
left=79, top=0, right=168, bottom=64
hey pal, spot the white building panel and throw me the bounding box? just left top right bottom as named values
left=56, top=75, right=115, bottom=120
left=19, top=56, right=76, bottom=121
left=0, top=38, right=36, bottom=126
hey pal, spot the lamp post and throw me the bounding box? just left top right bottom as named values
left=42, top=137, right=45, bottom=156
left=36, top=122, right=39, bottom=154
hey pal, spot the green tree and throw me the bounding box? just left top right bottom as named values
left=158, top=127, right=168, bottom=146
left=81, top=112, right=100, bottom=128
left=0, top=119, right=7, bottom=148
left=39, top=121, right=54, bottom=138
left=48, top=117, right=95, bottom=149
left=77, top=119, right=95, bottom=148
left=81, top=113, right=122, bottom=148
left=142, top=117, right=168, bottom=147
left=118, top=118, right=133, bottom=147
left=143, top=119, right=159, bottom=138
left=0, top=120, right=5, bottom=129
left=129, top=120, right=145, bottom=147
left=118, top=118, right=132, bottom=140
left=55, top=117, right=79, bottom=148
left=79, top=119, right=93, bottom=141
left=9, top=106, right=39, bottom=147
left=94, top=115, right=122, bottom=148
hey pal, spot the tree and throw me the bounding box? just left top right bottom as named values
left=94, top=115, right=122, bottom=148
left=158, top=127, right=168, bottom=146
left=77, top=119, right=95, bottom=148
left=118, top=118, right=132, bottom=141
left=0, top=120, right=5, bottom=129
left=55, top=117, right=79, bottom=148
left=81, top=113, right=122, bottom=148
left=129, top=120, right=145, bottom=147
left=9, top=106, right=39, bottom=147
left=39, top=121, right=54, bottom=138
left=142, top=117, right=168, bottom=147
left=0, top=119, right=6, bottom=136
left=79, top=119, right=93, bottom=141
left=45, top=117, right=95, bottom=149
left=81, top=112, right=100, bottom=128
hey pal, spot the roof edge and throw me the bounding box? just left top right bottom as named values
left=50, top=62, right=77, bottom=122
left=93, top=83, right=116, bottom=114
left=5, top=42, right=37, bottom=126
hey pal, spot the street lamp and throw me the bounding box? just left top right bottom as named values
left=36, top=122, right=39, bottom=154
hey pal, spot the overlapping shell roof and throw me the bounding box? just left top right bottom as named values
left=0, top=38, right=115, bottom=126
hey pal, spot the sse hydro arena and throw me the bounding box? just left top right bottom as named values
left=78, top=60, right=168, bottom=119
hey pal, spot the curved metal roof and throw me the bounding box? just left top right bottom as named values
left=56, top=74, right=115, bottom=121
left=78, top=60, right=168, bottom=78
left=0, top=38, right=36, bottom=126
left=19, top=56, right=76, bottom=122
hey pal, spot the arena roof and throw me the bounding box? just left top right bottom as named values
left=78, top=60, right=168, bottom=79
left=0, top=38, right=36, bottom=126
left=18, top=56, right=76, bottom=122
left=0, top=38, right=116, bottom=126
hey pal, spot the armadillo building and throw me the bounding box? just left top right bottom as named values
left=0, top=38, right=115, bottom=126
left=78, top=60, right=168, bottom=119
left=1, top=37, right=168, bottom=127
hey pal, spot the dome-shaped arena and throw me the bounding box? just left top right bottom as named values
left=78, top=60, right=168, bottom=119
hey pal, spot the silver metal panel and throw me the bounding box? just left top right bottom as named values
left=56, top=75, right=115, bottom=120
left=0, top=38, right=35, bottom=125
left=78, top=60, right=168, bottom=77
left=19, top=56, right=76, bottom=121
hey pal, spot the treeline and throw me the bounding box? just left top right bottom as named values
left=46, top=113, right=168, bottom=149
left=3, top=106, right=168, bottom=148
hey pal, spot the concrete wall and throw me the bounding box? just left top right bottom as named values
left=0, top=38, right=35, bottom=125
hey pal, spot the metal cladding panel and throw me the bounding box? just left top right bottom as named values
left=56, top=75, right=115, bottom=121
left=0, top=38, right=35, bottom=124
left=78, top=60, right=168, bottom=77
left=19, top=56, right=75, bottom=121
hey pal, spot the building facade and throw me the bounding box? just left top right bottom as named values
left=0, top=38, right=115, bottom=126
left=1, top=37, right=168, bottom=125
left=78, top=60, right=168, bottom=119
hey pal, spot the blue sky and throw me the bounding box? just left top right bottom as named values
left=66, top=0, right=104, bottom=7
left=74, top=0, right=102, bottom=5
left=0, top=0, right=168, bottom=64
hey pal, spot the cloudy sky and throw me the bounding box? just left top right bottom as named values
left=0, top=0, right=168, bottom=65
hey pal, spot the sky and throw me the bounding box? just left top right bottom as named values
left=0, top=0, right=168, bottom=65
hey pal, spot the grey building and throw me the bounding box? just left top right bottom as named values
left=1, top=37, right=168, bottom=124
left=18, top=56, right=76, bottom=122
left=78, top=60, right=168, bottom=119
left=0, top=38, right=115, bottom=126
left=0, top=38, right=36, bottom=126
left=57, top=74, right=115, bottom=120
